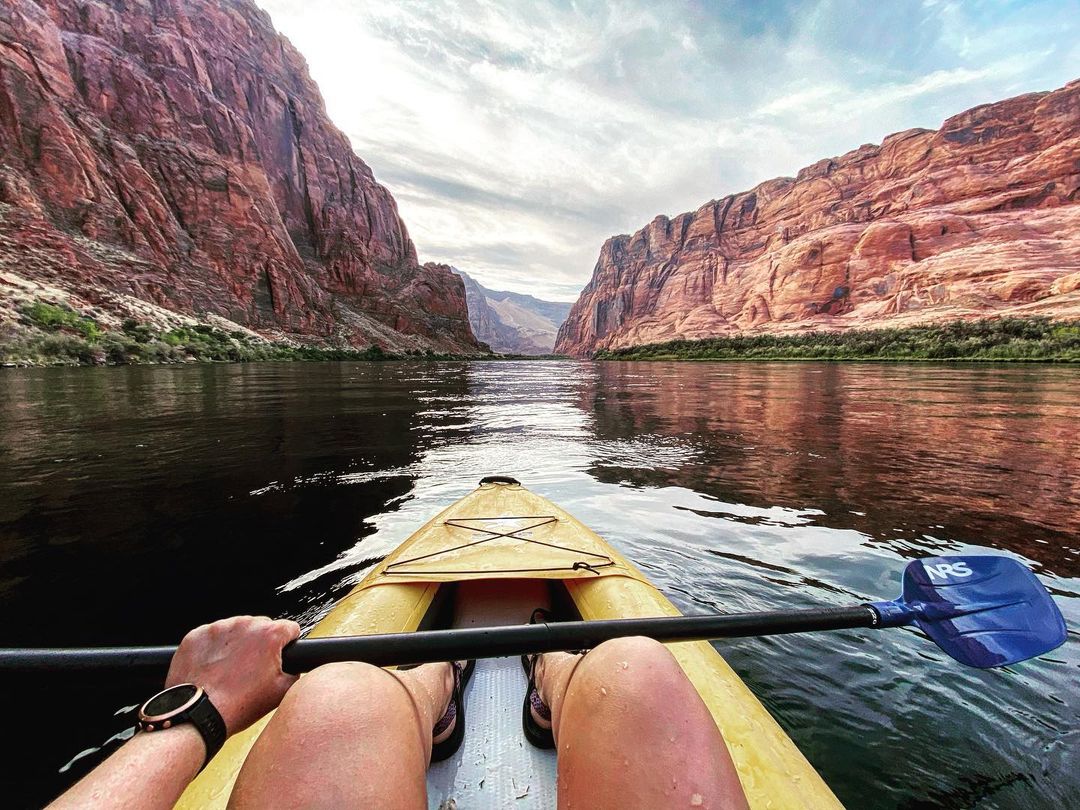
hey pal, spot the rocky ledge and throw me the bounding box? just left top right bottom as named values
left=0, top=0, right=479, bottom=353
left=556, top=80, right=1080, bottom=356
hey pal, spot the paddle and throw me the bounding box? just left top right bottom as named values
left=0, top=556, right=1065, bottom=675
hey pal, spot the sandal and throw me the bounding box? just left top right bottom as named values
left=431, top=659, right=476, bottom=762
left=522, top=650, right=555, bottom=749
left=521, top=608, right=569, bottom=750
left=520, top=608, right=591, bottom=749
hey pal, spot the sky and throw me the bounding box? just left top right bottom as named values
left=254, top=0, right=1080, bottom=301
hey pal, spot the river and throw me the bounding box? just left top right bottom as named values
left=1, top=360, right=1077, bottom=808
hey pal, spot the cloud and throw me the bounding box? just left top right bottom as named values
left=255, top=0, right=1079, bottom=301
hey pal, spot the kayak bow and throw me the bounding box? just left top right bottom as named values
left=177, top=477, right=842, bottom=809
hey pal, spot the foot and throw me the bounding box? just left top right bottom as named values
left=432, top=661, right=466, bottom=744
left=527, top=653, right=551, bottom=731
left=528, top=651, right=578, bottom=732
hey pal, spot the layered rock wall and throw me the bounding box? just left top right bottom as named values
left=556, top=80, right=1080, bottom=356
left=453, top=268, right=571, bottom=354
left=0, top=0, right=477, bottom=351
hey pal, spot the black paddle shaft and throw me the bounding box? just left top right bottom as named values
left=0, top=606, right=879, bottom=675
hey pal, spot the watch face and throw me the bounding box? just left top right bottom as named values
left=142, top=684, right=201, bottom=720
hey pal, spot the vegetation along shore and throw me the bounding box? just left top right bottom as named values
left=0, top=302, right=476, bottom=367
left=593, top=318, right=1080, bottom=362
left=5, top=303, right=1078, bottom=367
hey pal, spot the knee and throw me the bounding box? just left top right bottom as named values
left=277, top=662, right=407, bottom=728
left=588, top=635, right=681, bottom=675
left=291, top=660, right=387, bottom=695
left=574, top=636, right=688, bottom=705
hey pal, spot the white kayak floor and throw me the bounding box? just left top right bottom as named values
left=427, top=656, right=558, bottom=809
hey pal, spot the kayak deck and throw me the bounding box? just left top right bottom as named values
left=428, top=656, right=556, bottom=808
left=177, top=480, right=843, bottom=809
left=425, top=577, right=564, bottom=808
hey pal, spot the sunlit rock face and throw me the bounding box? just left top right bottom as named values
left=0, top=0, right=478, bottom=352
left=556, top=80, right=1080, bottom=356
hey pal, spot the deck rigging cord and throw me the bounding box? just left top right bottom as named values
left=381, top=514, right=615, bottom=577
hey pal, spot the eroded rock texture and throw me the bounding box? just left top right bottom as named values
left=0, top=0, right=477, bottom=351
left=453, top=268, right=571, bottom=354
left=556, top=80, right=1080, bottom=356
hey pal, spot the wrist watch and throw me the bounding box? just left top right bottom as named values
left=136, top=683, right=227, bottom=769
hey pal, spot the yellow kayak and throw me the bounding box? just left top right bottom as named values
left=178, top=477, right=842, bottom=809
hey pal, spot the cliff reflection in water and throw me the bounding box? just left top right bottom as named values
left=580, top=362, right=1080, bottom=577
left=0, top=362, right=472, bottom=648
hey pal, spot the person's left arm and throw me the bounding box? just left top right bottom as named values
left=48, top=615, right=300, bottom=810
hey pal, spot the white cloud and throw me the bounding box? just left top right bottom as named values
left=255, top=0, right=1079, bottom=301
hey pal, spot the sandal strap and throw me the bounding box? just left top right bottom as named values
left=526, top=653, right=554, bottom=722
left=432, top=699, right=457, bottom=736
left=529, top=686, right=552, bottom=721
left=529, top=607, right=554, bottom=624
left=521, top=609, right=584, bottom=733
left=432, top=662, right=462, bottom=737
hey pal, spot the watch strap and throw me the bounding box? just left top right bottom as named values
left=186, top=692, right=228, bottom=769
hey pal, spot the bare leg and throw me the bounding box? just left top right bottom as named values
left=229, top=661, right=455, bottom=810
left=534, top=637, right=749, bottom=810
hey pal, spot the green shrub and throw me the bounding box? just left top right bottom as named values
left=4, top=307, right=473, bottom=366
left=101, top=334, right=139, bottom=364
left=121, top=319, right=155, bottom=343
left=38, top=333, right=98, bottom=363
left=24, top=301, right=103, bottom=341
left=39, top=333, right=85, bottom=360
left=595, top=318, right=1080, bottom=362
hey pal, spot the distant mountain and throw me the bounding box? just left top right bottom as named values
left=452, top=270, right=572, bottom=354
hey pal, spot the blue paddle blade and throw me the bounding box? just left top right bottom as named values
left=871, top=555, right=1067, bottom=668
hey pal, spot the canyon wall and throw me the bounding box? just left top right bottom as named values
left=453, top=268, right=571, bottom=354
left=556, top=80, right=1080, bottom=356
left=0, top=0, right=478, bottom=352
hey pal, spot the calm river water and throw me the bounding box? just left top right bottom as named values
left=1, top=361, right=1078, bottom=808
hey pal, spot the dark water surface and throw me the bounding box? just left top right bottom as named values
left=1, top=361, right=1078, bottom=808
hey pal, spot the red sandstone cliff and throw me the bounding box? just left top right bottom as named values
left=556, top=80, right=1080, bottom=356
left=0, top=0, right=478, bottom=352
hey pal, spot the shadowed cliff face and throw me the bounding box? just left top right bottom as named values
left=556, top=80, right=1080, bottom=356
left=0, top=361, right=473, bottom=807
left=0, top=0, right=478, bottom=352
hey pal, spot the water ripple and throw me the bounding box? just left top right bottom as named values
left=1, top=360, right=1078, bottom=808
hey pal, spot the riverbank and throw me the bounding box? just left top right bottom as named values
left=0, top=301, right=494, bottom=367
left=592, top=318, right=1080, bottom=362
